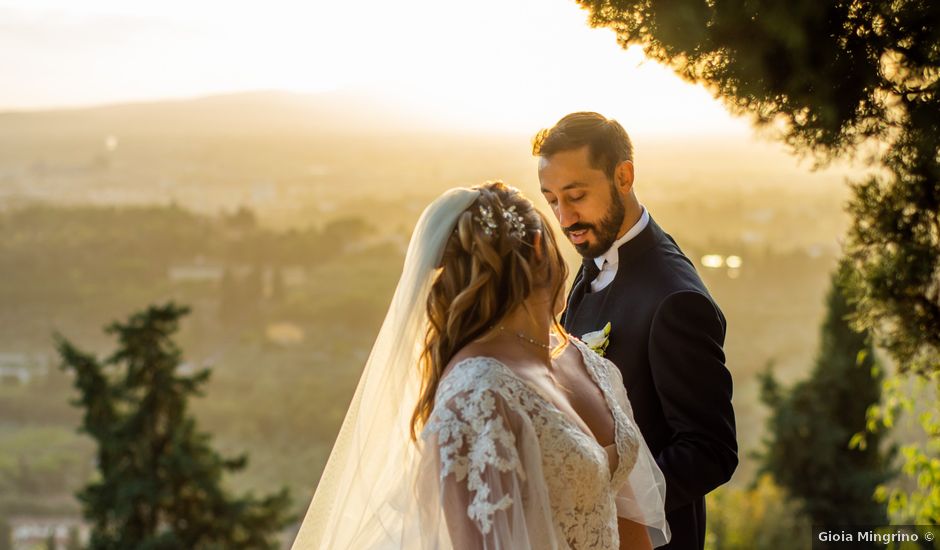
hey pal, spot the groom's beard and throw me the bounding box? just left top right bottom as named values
left=565, top=186, right=626, bottom=259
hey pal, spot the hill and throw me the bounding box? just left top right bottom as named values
left=0, top=90, right=441, bottom=137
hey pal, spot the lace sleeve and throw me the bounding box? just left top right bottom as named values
left=605, top=361, right=672, bottom=548
left=416, top=366, right=558, bottom=549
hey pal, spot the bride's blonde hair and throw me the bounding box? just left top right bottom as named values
left=410, top=181, right=569, bottom=440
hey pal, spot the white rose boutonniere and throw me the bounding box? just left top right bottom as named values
left=580, top=322, right=612, bottom=357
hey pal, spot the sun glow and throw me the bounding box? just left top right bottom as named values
left=1, top=0, right=750, bottom=136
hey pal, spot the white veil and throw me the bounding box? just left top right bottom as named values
left=291, top=187, right=481, bottom=549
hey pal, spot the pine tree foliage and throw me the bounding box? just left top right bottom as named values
left=56, top=302, right=293, bottom=550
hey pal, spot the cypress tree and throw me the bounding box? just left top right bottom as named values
left=758, top=261, right=894, bottom=528
left=56, top=302, right=293, bottom=549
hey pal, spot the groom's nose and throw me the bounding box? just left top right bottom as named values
left=557, top=202, right=579, bottom=228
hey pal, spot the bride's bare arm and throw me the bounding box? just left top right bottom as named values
left=619, top=516, right=653, bottom=550
left=616, top=477, right=653, bottom=549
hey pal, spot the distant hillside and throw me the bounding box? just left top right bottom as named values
left=0, top=90, right=439, bottom=137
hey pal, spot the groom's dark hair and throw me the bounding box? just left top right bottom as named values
left=531, top=112, right=633, bottom=180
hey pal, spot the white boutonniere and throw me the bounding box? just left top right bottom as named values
left=581, top=322, right=612, bottom=357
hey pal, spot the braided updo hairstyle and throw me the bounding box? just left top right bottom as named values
left=410, top=181, right=569, bottom=439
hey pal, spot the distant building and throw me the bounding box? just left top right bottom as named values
left=0, top=352, right=49, bottom=386
left=8, top=516, right=88, bottom=550
left=168, top=256, right=226, bottom=283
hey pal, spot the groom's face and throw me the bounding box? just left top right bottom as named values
left=538, top=146, right=627, bottom=259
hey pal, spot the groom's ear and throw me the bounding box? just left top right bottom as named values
left=614, top=160, right=635, bottom=194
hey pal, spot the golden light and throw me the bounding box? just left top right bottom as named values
left=726, top=255, right=743, bottom=269
left=701, top=255, right=725, bottom=269
left=1, top=0, right=751, bottom=138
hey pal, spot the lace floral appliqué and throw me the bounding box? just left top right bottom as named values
left=426, top=378, right=524, bottom=534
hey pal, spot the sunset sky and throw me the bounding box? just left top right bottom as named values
left=0, top=0, right=755, bottom=136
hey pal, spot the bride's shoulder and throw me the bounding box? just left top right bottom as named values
left=439, top=354, right=507, bottom=388
left=424, top=354, right=527, bottom=445
left=435, top=347, right=518, bottom=400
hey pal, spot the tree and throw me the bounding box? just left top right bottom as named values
left=758, top=262, right=893, bottom=527
left=55, top=302, right=293, bottom=550
left=575, top=0, right=939, bottom=521
left=322, top=216, right=371, bottom=244
left=575, top=0, right=939, bottom=373
left=223, top=205, right=258, bottom=232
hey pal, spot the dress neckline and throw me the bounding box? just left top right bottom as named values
left=446, top=338, right=623, bottom=478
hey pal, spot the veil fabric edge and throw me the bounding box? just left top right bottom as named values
left=291, top=188, right=482, bottom=549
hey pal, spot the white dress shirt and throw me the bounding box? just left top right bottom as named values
left=590, top=206, right=650, bottom=292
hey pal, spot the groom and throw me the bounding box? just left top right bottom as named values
left=534, top=112, right=737, bottom=550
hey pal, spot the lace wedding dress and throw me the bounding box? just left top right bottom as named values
left=417, top=337, right=669, bottom=549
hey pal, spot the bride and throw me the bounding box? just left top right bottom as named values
left=292, top=182, right=670, bottom=549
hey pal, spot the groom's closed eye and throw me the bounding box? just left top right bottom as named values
left=543, top=193, right=585, bottom=206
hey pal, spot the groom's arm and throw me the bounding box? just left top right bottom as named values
left=648, top=290, right=738, bottom=513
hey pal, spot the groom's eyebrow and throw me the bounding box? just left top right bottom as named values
left=541, top=181, right=589, bottom=194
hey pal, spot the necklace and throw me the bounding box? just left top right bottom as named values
left=496, top=325, right=551, bottom=350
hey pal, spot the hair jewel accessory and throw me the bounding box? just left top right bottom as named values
left=474, top=205, right=499, bottom=237
left=473, top=202, right=527, bottom=240
left=502, top=205, right=527, bottom=240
